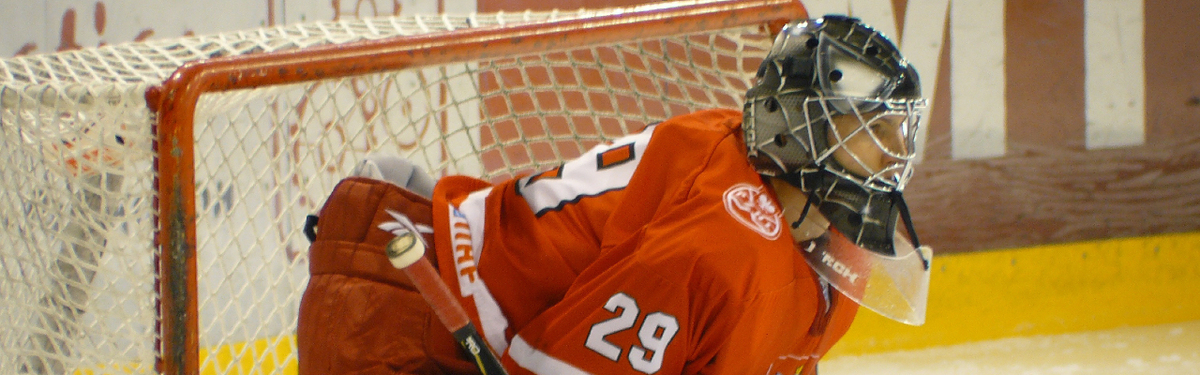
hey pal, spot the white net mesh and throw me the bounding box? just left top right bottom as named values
left=1, top=4, right=783, bottom=374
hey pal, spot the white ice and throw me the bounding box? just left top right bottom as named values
left=822, top=320, right=1200, bottom=374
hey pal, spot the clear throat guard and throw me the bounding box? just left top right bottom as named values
left=799, top=227, right=931, bottom=326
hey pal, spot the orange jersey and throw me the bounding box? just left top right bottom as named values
left=431, top=109, right=859, bottom=375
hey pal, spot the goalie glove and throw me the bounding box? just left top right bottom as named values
left=378, top=209, right=434, bottom=237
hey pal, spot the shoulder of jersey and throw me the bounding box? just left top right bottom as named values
left=656, top=108, right=743, bottom=134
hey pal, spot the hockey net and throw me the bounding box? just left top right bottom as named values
left=0, top=0, right=804, bottom=373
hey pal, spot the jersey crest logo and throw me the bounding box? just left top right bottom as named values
left=723, top=183, right=783, bottom=240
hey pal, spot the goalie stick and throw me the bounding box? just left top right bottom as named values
left=380, top=212, right=509, bottom=375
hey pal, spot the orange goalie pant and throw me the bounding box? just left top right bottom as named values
left=297, top=177, right=481, bottom=375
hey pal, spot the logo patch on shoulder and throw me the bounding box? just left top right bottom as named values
left=723, top=183, right=783, bottom=240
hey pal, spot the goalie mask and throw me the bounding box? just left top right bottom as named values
left=744, top=16, right=931, bottom=325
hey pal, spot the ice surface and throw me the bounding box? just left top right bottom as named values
left=821, top=320, right=1200, bottom=374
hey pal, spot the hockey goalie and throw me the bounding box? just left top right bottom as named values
left=298, top=15, right=932, bottom=375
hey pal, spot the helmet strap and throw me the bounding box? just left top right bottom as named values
left=891, top=191, right=929, bottom=270
left=791, top=188, right=818, bottom=230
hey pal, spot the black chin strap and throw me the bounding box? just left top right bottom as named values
left=892, top=190, right=929, bottom=270
left=891, top=191, right=920, bottom=248
left=788, top=168, right=825, bottom=229
left=791, top=188, right=820, bottom=230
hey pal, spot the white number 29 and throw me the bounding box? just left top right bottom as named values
left=584, top=292, right=680, bottom=374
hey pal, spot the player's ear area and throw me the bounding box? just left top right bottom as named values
left=766, top=177, right=830, bottom=242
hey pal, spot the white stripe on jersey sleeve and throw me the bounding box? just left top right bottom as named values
left=459, top=188, right=490, bottom=265
left=510, top=335, right=593, bottom=375
left=453, top=188, right=511, bottom=354
left=517, top=125, right=657, bottom=216
left=473, top=278, right=509, bottom=354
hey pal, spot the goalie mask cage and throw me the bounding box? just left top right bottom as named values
left=0, top=0, right=805, bottom=374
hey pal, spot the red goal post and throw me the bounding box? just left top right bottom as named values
left=1, top=1, right=804, bottom=374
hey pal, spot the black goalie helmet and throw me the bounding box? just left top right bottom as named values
left=745, top=16, right=932, bottom=325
